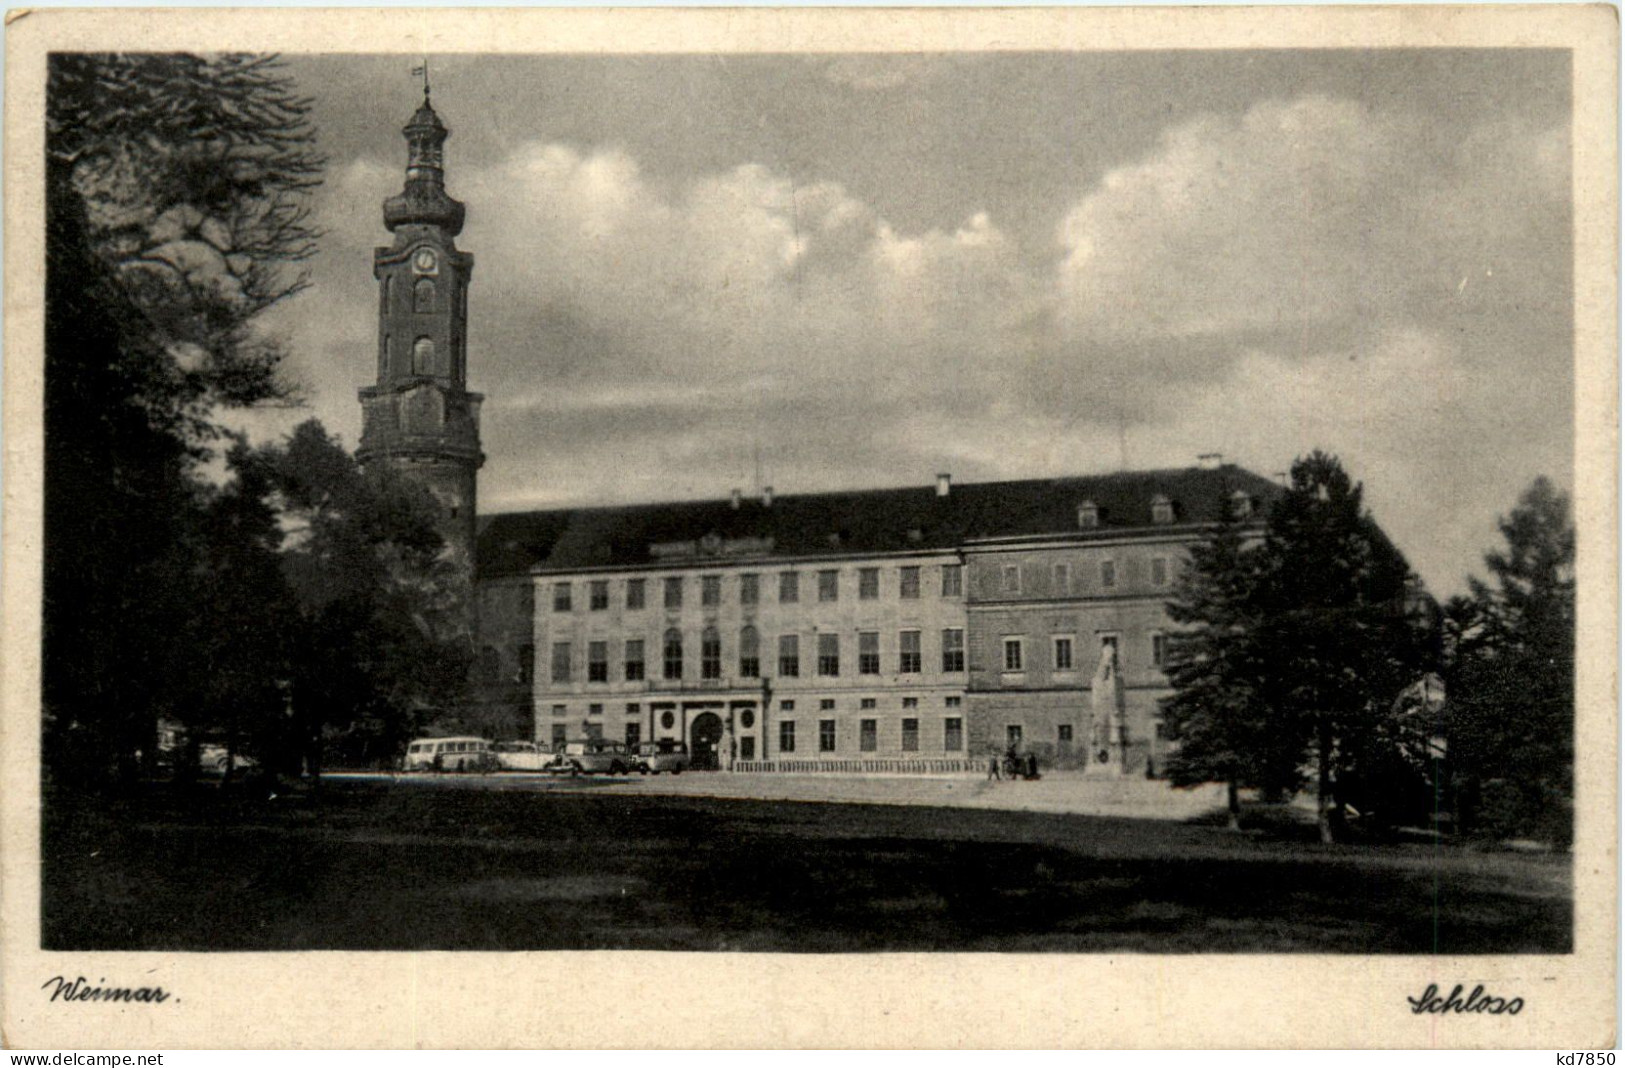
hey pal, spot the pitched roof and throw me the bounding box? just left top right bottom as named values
left=475, top=465, right=1282, bottom=578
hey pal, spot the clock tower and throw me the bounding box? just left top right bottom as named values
left=358, top=90, right=484, bottom=574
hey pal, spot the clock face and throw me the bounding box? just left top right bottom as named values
left=413, top=248, right=438, bottom=274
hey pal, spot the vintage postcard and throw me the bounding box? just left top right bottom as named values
left=2, top=5, right=1617, bottom=1050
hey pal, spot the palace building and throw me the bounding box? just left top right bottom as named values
left=363, top=93, right=1281, bottom=775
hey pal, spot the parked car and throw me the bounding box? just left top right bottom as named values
left=198, top=744, right=257, bottom=775
left=630, top=739, right=690, bottom=775
left=547, top=739, right=632, bottom=776
left=402, top=736, right=496, bottom=772
left=492, top=740, right=549, bottom=771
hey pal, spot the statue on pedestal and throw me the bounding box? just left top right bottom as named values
left=1088, top=642, right=1127, bottom=774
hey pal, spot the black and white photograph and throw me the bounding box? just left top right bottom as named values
left=3, top=6, right=1616, bottom=1050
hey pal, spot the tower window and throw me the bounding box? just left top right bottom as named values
left=412, top=336, right=435, bottom=375
left=415, top=278, right=436, bottom=312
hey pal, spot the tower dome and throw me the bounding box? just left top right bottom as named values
left=382, top=92, right=466, bottom=235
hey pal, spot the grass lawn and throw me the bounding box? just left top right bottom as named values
left=41, top=779, right=1571, bottom=953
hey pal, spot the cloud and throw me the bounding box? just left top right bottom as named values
left=1054, top=95, right=1568, bottom=361
left=248, top=90, right=1570, bottom=597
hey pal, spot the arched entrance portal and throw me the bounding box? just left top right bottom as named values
left=689, top=712, right=724, bottom=771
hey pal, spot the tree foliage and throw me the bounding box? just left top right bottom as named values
left=264, top=423, right=474, bottom=776
left=1445, top=477, right=1574, bottom=843
left=1160, top=452, right=1432, bottom=840
left=44, top=53, right=323, bottom=787
left=1160, top=499, right=1298, bottom=823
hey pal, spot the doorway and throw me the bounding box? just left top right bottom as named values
left=690, top=711, right=724, bottom=770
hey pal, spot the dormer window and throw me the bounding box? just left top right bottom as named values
left=1151, top=495, right=1175, bottom=525
left=1076, top=500, right=1099, bottom=529
left=1229, top=490, right=1254, bottom=519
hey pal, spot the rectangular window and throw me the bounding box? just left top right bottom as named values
left=588, top=641, right=608, bottom=683
left=778, top=634, right=800, bottom=678
left=818, top=569, right=839, bottom=602
left=626, top=702, right=641, bottom=717
left=1152, top=631, right=1169, bottom=669
left=1151, top=556, right=1169, bottom=587
left=701, top=630, right=722, bottom=679
left=901, top=718, right=919, bottom=752
left=1100, top=633, right=1120, bottom=654
left=779, top=571, right=800, bottom=604
left=817, top=633, right=840, bottom=676
left=551, top=723, right=567, bottom=747
left=859, top=567, right=880, bottom=600
left=553, top=582, right=572, bottom=612
left=944, top=717, right=963, bottom=751
left=663, top=632, right=683, bottom=680
left=626, top=578, right=646, bottom=610
left=740, top=737, right=755, bottom=761
left=779, top=720, right=796, bottom=753
left=945, top=695, right=961, bottom=708
left=780, top=700, right=795, bottom=712
left=899, top=630, right=921, bottom=674
left=820, top=698, right=836, bottom=711
left=625, top=722, right=641, bottom=748
left=1007, top=724, right=1023, bottom=748
left=1003, top=637, right=1024, bottom=673
left=740, top=573, right=760, bottom=605
left=819, top=719, right=837, bottom=753
left=941, top=564, right=963, bottom=597
left=1001, top=564, right=1021, bottom=593
left=1101, top=559, right=1117, bottom=588
left=589, top=580, right=609, bottom=611
left=664, top=576, right=683, bottom=609
left=899, top=566, right=921, bottom=599
left=902, top=697, right=918, bottom=709
left=550, top=642, right=571, bottom=683
left=941, top=628, right=965, bottom=672
left=624, top=639, right=645, bottom=681
left=584, top=721, right=603, bottom=741
left=1053, top=563, right=1071, bottom=593
left=518, top=644, right=534, bottom=685
left=860, top=697, right=877, bottom=710
left=1057, top=724, right=1074, bottom=749
left=858, top=631, right=880, bottom=675
left=860, top=719, right=877, bottom=752
left=588, top=702, right=603, bottom=717
left=552, top=703, right=567, bottom=719
left=1053, top=636, right=1074, bottom=672
left=702, top=574, right=722, bottom=607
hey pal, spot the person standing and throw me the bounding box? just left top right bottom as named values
left=987, top=753, right=1001, bottom=781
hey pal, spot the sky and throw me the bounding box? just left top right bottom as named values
left=246, top=50, right=1574, bottom=598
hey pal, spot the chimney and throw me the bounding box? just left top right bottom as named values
left=1198, top=452, right=1223, bottom=470
left=762, top=485, right=774, bottom=507
left=936, top=472, right=951, bottom=498
left=730, top=488, right=742, bottom=510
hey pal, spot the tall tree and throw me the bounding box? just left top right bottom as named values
left=44, top=54, right=322, bottom=786
left=1252, top=452, right=1419, bottom=842
left=1445, top=477, right=1574, bottom=843
left=1161, top=497, right=1298, bottom=828
left=265, top=422, right=474, bottom=778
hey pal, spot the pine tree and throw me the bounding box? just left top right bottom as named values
left=1161, top=495, right=1295, bottom=828
left=1446, top=477, right=1574, bottom=843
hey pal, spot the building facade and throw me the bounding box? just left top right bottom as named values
left=474, top=468, right=1279, bottom=774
